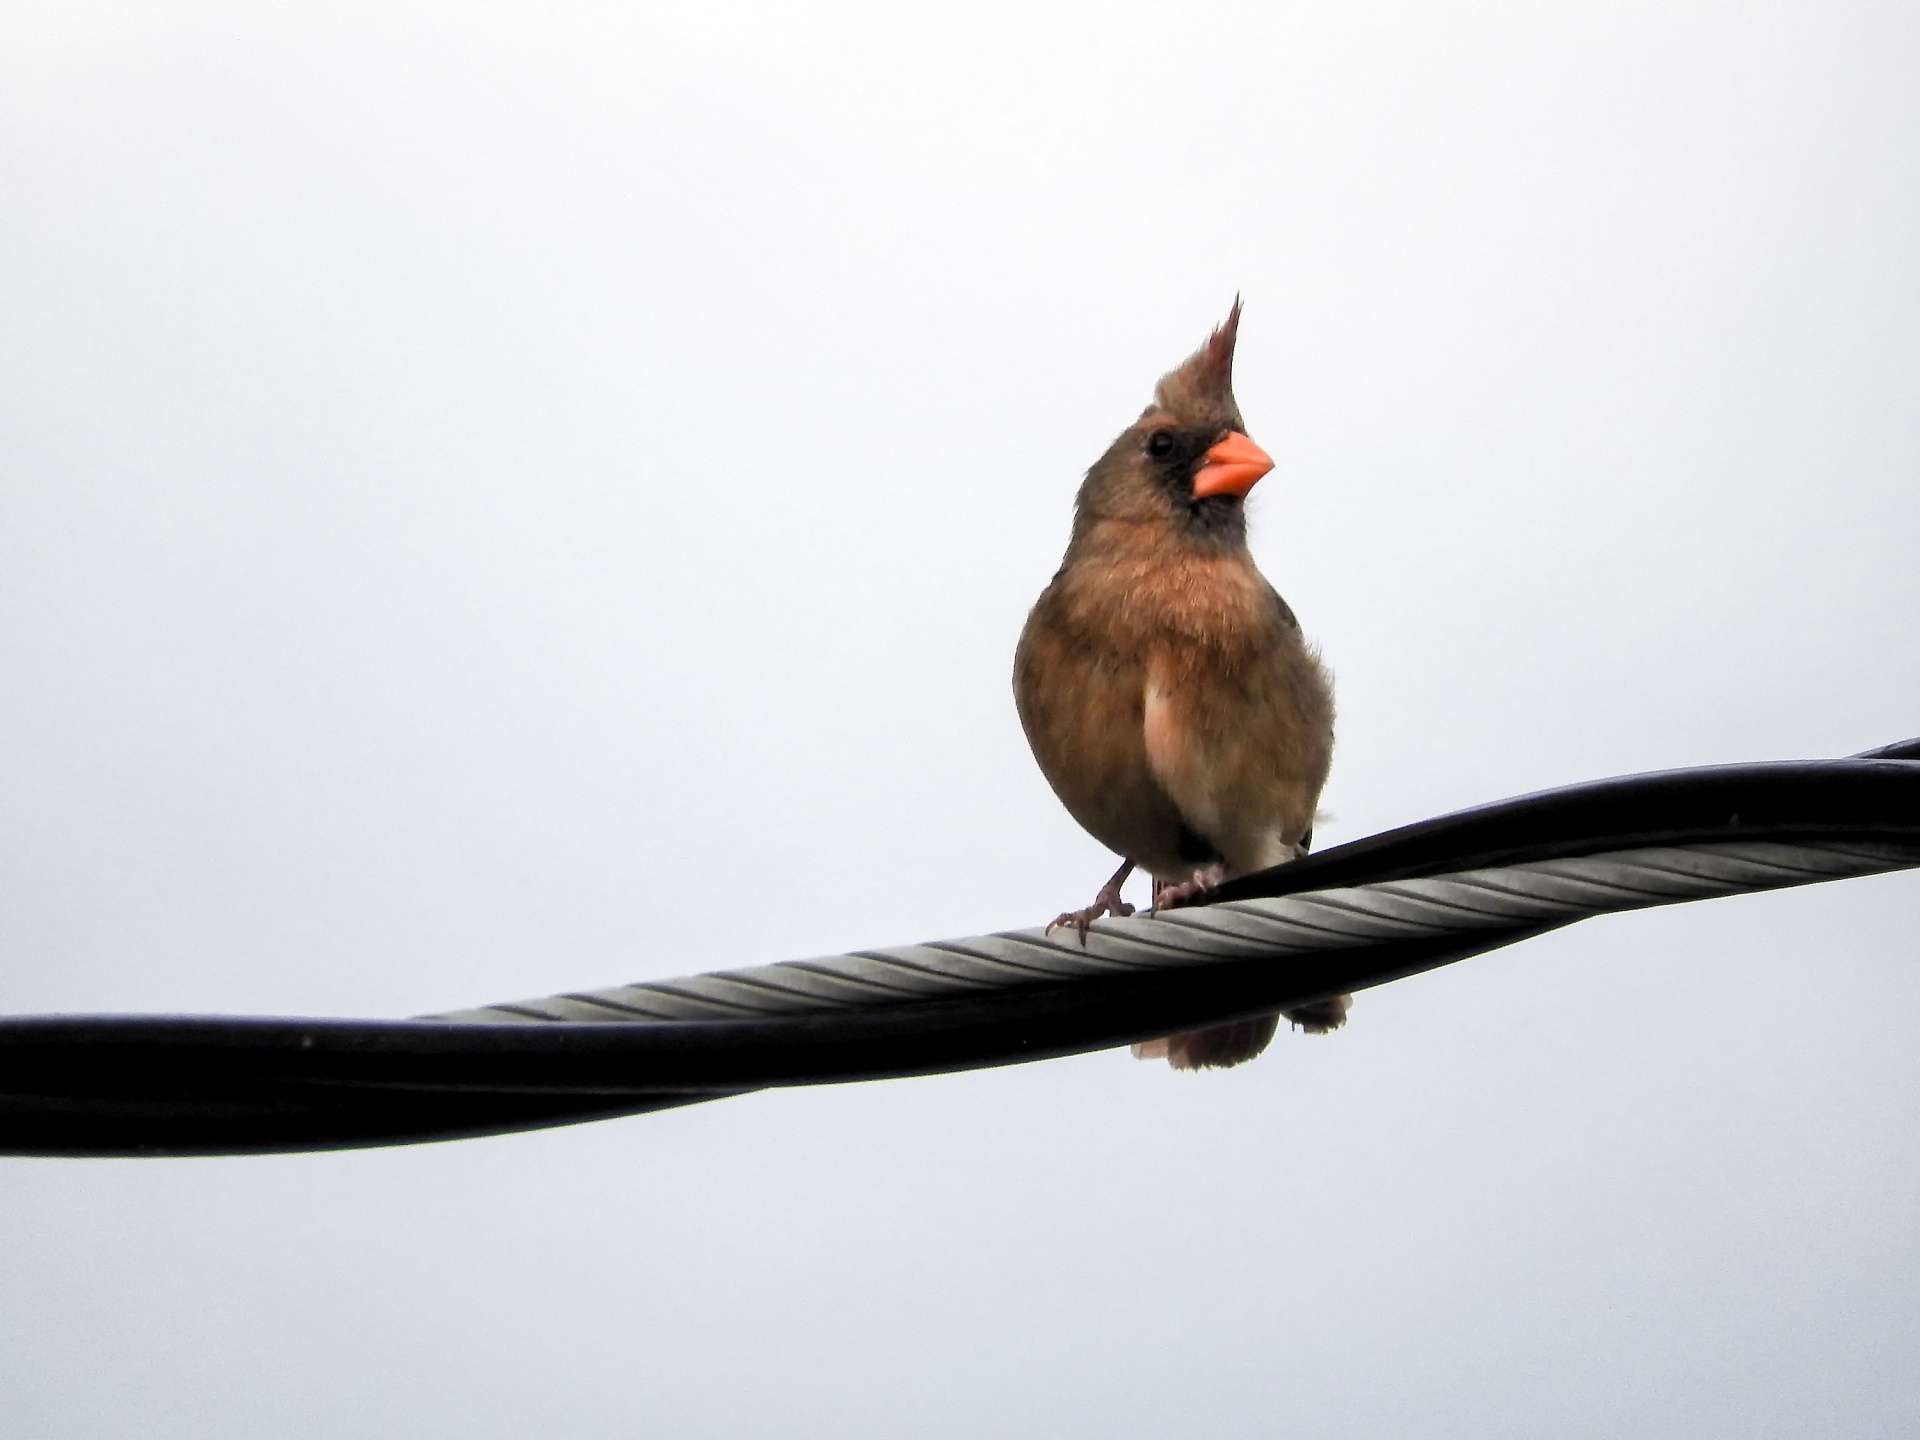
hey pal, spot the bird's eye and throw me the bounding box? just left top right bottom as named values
left=1146, top=431, right=1176, bottom=459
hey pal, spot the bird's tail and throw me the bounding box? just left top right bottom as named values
left=1282, top=995, right=1351, bottom=1035
left=1132, top=995, right=1350, bottom=1069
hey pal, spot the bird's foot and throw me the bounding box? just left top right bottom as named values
left=1046, top=886, right=1135, bottom=942
left=1150, top=862, right=1229, bottom=913
left=1046, top=861, right=1137, bottom=944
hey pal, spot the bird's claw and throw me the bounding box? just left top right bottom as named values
left=1149, top=862, right=1229, bottom=914
left=1045, top=880, right=1136, bottom=945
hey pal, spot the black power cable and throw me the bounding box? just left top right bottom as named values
left=2, top=742, right=1915, bottom=1157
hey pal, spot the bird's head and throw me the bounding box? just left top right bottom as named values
left=1073, top=299, right=1274, bottom=549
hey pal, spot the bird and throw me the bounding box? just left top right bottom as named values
left=1012, top=300, right=1346, bottom=1069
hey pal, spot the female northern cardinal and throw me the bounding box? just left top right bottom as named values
left=1013, top=301, right=1346, bottom=1068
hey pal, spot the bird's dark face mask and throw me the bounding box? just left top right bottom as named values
left=1140, top=422, right=1274, bottom=537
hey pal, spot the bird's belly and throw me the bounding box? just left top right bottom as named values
left=1141, top=679, right=1185, bottom=810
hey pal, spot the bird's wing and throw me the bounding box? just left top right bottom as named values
left=1142, top=630, right=1332, bottom=877
left=1014, top=593, right=1197, bottom=878
left=1264, top=581, right=1300, bottom=631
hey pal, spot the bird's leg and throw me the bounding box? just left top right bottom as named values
left=1047, top=859, right=1137, bottom=943
left=1149, top=862, right=1229, bottom=913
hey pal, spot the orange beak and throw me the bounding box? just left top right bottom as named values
left=1191, top=431, right=1274, bottom=499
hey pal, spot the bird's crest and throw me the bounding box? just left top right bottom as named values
left=1153, top=297, right=1242, bottom=417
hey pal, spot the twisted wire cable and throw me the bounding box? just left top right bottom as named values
left=2, top=742, right=1916, bottom=1156
left=429, top=839, right=1914, bottom=1027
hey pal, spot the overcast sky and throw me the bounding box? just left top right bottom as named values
left=2, top=2, right=1917, bottom=1435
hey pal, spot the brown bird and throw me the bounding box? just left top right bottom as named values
left=1013, top=301, right=1345, bottom=1069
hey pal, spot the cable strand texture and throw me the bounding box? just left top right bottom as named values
left=426, top=839, right=1915, bottom=1027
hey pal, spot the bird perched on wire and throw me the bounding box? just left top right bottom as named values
left=1012, top=300, right=1345, bottom=1069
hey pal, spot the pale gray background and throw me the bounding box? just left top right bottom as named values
left=2, top=2, right=1917, bottom=1435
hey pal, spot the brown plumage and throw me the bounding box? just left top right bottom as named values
left=1013, top=301, right=1346, bottom=1069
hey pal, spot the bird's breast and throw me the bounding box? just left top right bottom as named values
left=1059, top=544, right=1279, bottom=658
